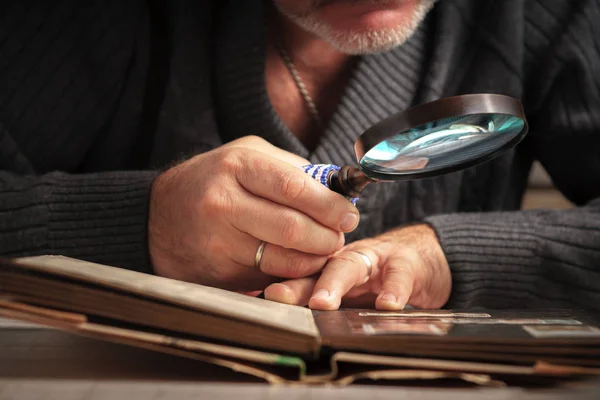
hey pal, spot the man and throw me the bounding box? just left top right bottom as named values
left=0, top=0, right=599, bottom=313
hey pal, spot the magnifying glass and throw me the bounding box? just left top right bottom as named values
left=320, top=93, right=528, bottom=199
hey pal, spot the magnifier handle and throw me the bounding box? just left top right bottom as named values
left=301, top=164, right=359, bottom=205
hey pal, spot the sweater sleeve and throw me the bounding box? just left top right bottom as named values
left=424, top=0, right=600, bottom=313
left=0, top=170, right=159, bottom=274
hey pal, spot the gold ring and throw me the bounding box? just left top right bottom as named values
left=354, top=251, right=373, bottom=283
left=254, top=241, right=267, bottom=270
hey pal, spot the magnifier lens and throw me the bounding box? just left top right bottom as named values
left=359, top=113, right=525, bottom=178
left=322, top=94, right=527, bottom=199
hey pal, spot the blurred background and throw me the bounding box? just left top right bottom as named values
left=523, top=161, right=573, bottom=210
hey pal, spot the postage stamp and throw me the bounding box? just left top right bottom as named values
left=356, top=320, right=452, bottom=336
left=523, top=324, right=600, bottom=338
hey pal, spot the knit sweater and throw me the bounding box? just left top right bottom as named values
left=0, top=0, right=599, bottom=313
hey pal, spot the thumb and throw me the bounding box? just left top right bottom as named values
left=375, top=261, right=415, bottom=310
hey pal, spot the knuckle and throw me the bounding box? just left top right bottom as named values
left=324, top=195, right=340, bottom=216
left=241, top=153, right=271, bottom=184
left=395, top=249, right=420, bottom=271
left=284, top=254, right=314, bottom=278
left=199, top=186, right=235, bottom=219
left=279, top=212, right=304, bottom=246
left=248, top=155, right=270, bottom=176
left=219, top=148, right=244, bottom=173
left=277, top=169, right=308, bottom=203
left=383, top=262, right=413, bottom=282
left=242, top=135, right=266, bottom=146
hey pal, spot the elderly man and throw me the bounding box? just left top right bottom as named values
left=0, top=0, right=598, bottom=313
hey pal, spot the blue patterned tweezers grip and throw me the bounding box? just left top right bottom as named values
left=301, top=164, right=359, bottom=205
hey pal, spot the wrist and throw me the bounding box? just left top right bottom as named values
left=414, top=223, right=449, bottom=272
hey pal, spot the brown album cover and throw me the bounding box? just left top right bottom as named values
left=1, top=255, right=600, bottom=385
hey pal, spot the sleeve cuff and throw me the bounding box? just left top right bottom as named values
left=424, top=211, right=543, bottom=309
left=45, top=171, right=160, bottom=274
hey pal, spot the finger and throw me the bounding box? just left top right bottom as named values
left=235, top=150, right=360, bottom=233
left=211, top=261, right=278, bottom=293
left=375, top=262, right=415, bottom=310
left=308, top=249, right=380, bottom=311
left=264, top=276, right=318, bottom=306
left=232, top=193, right=345, bottom=255
left=231, top=232, right=329, bottom=278
left=224, top=135, right=310, bottom=167
left=238, top=290, right=264, bottom=297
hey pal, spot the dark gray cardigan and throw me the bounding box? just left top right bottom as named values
left=0, top=0, right=599, bottom=312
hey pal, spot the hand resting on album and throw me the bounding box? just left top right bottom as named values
left=264, top=223, right=452, bottom=311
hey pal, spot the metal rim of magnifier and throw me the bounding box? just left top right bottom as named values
left=353, top=93, right=529, bottom=182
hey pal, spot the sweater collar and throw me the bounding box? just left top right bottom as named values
left=212, top=0, right=433, bottom=168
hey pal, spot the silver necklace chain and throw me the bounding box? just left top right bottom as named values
left=276, top=44, right=324, bottom=131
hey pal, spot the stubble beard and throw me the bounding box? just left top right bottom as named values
left=276, top=0, right=437, bottom=55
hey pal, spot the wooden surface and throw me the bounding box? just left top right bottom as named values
left=522, top=189, right=573, bottom=210
left=2, top=380, right=600, bottom=400
left=522, top=163, right=574, bottom=210
left=2, top=318, right=600, bottom=399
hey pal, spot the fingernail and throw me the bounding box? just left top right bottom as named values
left=311, top=289, right=330, bottom=301
left=340, top=212, right=359, bottom=231
left=379, top=293, right=397, bottom=304
left=265, top=284, right=296, bottom=304
left=274, top=283, right=292, bottom=293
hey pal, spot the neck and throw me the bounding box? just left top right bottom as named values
left=265, top=7, right=356, bottom=151
left=274, top=13, right=351, bottom=78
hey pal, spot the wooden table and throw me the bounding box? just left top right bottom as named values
left=1, top=318, right=599, bottom=400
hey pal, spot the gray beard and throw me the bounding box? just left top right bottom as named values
left=277, top=0, right=437, bottom=55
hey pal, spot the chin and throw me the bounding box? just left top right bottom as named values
left=275, top=0, right=436, bottom=54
